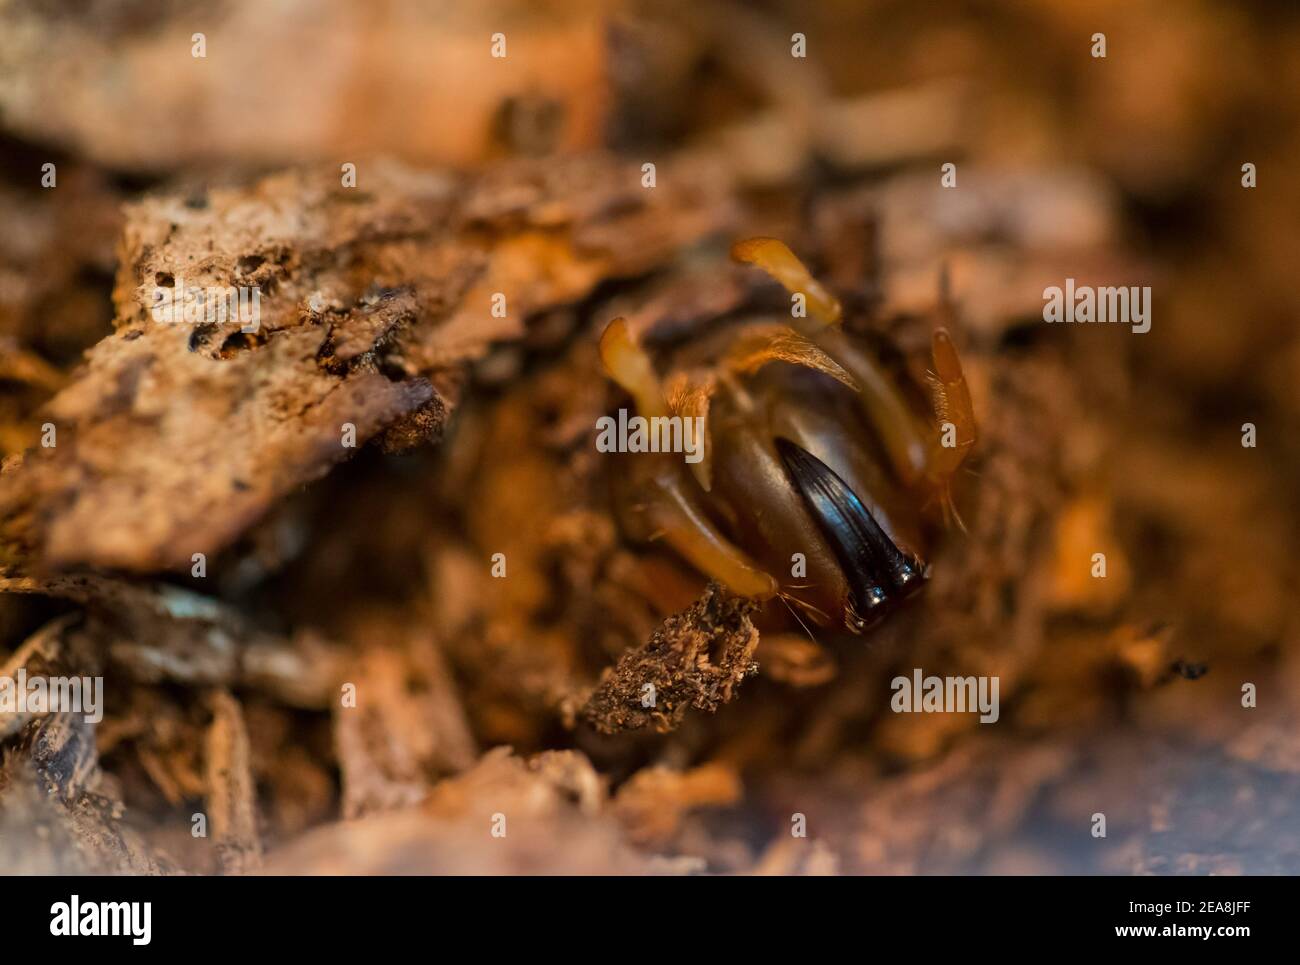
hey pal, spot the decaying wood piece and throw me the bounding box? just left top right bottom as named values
left=204, top=690, right=262, bottom=874
left=0, top=154, right=733, bottom=574
left=0, top=0, right=614, bottom=171
left=0, top=612, right=178, bottom=873
left=261, top=748, right=674, bottom=875
left=0, top=614, right=86, bottom=741
left=333, top=620, right=477, bottom=818
left=0, top=760, right=90, bottom=874
left=0, top=573, right=343, bottom=708
left=0, top=715, right=166, bottom=875
left=582, top=583, right=760, bottom=734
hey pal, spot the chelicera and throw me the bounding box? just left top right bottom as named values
left=598, top=237, right=975, bottom=636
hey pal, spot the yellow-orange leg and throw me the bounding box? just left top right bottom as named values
left=601, top=318, right=778, bottom=599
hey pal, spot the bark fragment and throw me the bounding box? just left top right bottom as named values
left=0, top=154, right=733, bottom=573
left=204, top=690, right=262, bottom=874
left=582, top=583, right=760, bottom=734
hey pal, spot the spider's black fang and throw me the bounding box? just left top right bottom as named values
left=775, top=437, right=928, bottom=628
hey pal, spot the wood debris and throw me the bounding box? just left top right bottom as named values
left=1, top=0, right=1296, bottom=877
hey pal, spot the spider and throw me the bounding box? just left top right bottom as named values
left=598, top=237, right=975, bottom=635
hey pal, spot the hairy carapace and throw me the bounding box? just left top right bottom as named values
left=599, top=238, right=975, bottom=635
